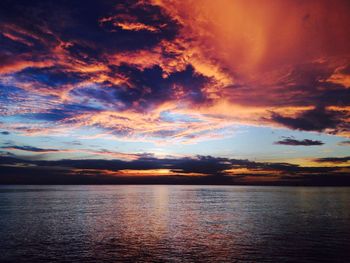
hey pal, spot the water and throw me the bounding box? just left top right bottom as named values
left=0, top=185, right=349, bottom=262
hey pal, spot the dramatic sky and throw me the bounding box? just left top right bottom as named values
left=0, top=0, right=349, bottom=184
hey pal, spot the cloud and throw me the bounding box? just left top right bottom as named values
left=2, top=145, right=61, bottom=153
left=156, top=0, right=350, bottom=72
left=314, top=156, right=350, bottom=164
left=1, top=144, right=151, bottom=161
left=0, top=0, right=350, bottom=143
left=0, top=154, right=349, bottom=185
left=338, top=141, right=350, bottom=146
left=0, top=0, right=349, bottom=187
left=270, top=107, right=349, bottom=134
left=154, top=0, right=350, bottom=135
left=274, top=137, right=324, bottom=146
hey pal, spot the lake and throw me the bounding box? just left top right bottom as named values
left=0, top=185, right=350, bottom=262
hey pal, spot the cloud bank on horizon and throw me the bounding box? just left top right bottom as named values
left=0, top=0, right=349, bottom=184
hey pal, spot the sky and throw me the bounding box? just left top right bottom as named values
left=0, top=0, right=349, bottom=185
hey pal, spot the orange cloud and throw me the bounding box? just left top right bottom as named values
left=326, top=65, right=350, bottom=88
left=113, top=22, right=159, bottom=32
left=0, top=59, right=54, bottom=75
left=155, top=0, right=350, bottom=72
left=1, top=0, right=349, bottom=143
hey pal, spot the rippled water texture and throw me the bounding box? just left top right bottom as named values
left=0, top=185, right=350, bottom=262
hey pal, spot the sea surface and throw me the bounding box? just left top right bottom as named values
left=0, top=185, right=349, bottom=262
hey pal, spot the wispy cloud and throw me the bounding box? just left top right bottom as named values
left=2, top=145, right=61, bottom=153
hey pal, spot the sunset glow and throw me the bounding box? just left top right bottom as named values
left=0, top=0, right=349, bottom=185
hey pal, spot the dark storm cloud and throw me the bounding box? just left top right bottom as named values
left=112, top=64, right=209, bottom=108
left=315, top=84, right=350, bottom=107
left=28, top=156, right=235, bottom=174
left=271, top=106, right=349, bottom=133
left=71, top=64, right=210, bottom=111
left=41, top=156, right=346, bottom=177
left=129, top=155, right=239, bottom=175
left=274, top=137, right=324, bottom=146
left=0, top=154, right=349, bottom=185
left=314, top=156, right=350, bottom=164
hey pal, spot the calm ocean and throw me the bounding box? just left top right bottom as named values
left=0, top=185, right=350, bottom=262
